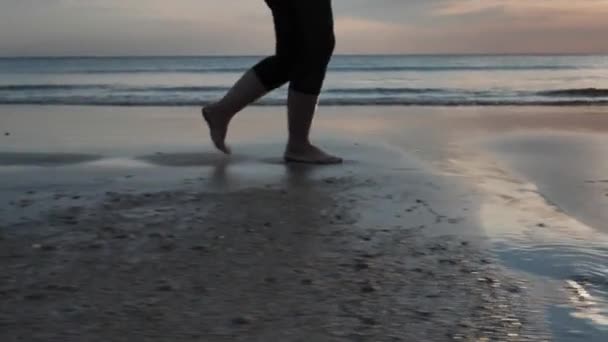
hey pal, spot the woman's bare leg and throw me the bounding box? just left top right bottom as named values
left=283, top=0, right=341, bottom=164
left=284, top=89, right=342, bottom=164
left=202, top=69, right=267, bottom=154
left=202, top=0, right=290, bottom=154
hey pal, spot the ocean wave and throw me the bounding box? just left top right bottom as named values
left=0, top=84, right=454, bottom=95
left=0, top=84, right=103, bottom=91
left=6, top=85, right=607, bottom=97
left=538, top=88, right=608, bottom=97
left=0, top=65, right=586, bottom=75
left=2, top=83, right=608, bottom=106
left=2, top=97, right=608, bottom=107
left=0, top=84, right=230, bottom=92
left=325, top=87, right=447, bottom=94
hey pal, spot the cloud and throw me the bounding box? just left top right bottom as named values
left=335, top=17, right=421, bottom=53
left=0, top=0, right=607, bottom=55
left=0, top=0, right=274, bottom=56
left=435, top=0, right=608, bottom=17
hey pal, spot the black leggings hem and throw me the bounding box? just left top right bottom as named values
left=253, top=0, right=334, bottom=97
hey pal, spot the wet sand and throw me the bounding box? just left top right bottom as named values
left=1, top=105, right=608, bottom=341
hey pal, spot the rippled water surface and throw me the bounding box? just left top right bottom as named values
left=1, top=55, right=608, bottom=106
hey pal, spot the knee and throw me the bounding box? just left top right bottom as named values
left=311, top=32, right=335, bottom=66
left=253, top=54, right=291, bottom=90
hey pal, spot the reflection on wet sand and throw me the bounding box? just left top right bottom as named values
left=0, top=152, right=102, bottom=166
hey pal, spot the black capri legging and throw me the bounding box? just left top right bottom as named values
left=253, top=0, right=335, bottom=96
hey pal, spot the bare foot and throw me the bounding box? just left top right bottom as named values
left=202, top=107, right=231, bottom=154
left=284, top=143, right=343, bottom=165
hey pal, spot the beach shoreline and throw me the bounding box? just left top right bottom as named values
left=1, top=105, right=607, bottom=340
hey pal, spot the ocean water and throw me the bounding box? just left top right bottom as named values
left=1, top=55, right=608, bottom=106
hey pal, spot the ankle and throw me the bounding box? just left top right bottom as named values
left=205, top=103, right=232, bottom=121
left=286, top=139, right=312, bottom=151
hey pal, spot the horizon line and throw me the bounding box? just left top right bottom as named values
left=1, top=52, right=607, bottom=59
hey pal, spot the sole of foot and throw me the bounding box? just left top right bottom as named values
left=284, top=147, right=343, bottom=165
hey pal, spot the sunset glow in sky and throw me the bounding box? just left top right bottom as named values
left=1, top=0, right=607, bottom=56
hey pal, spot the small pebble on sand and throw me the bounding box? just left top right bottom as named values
left=156, top=284, right=174, bottom=292
left=156, top=281, right=176, bottom=292
left=232, top=316, right=253, bottom=325
left=354, top=261, right=370, bottom=271
left=505, top=285, right=521, bottom=293
left=4, top=132, right=9, bottom=136
left=439, top=259, right=457, bottom=265
left=160, top=243, right=176, bottom=251
left=415, top=310, right=433, bottom=317
left=88, top=242, right=104, bottom=249
left=41, top=244, right=57, bottom=251
left=360, top=317, right=377, bottom=325
left=477, top=276, right=496, bottom=284
left=24, top=293, right=46, bottom=300
left=301, top=279, right=313, bottom=285
left=359, top=235, right=372, bottom=241
left=361, top=283, right=379, bottom=293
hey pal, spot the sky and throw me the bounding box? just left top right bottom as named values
left=0, top=0, right=607, bottom=56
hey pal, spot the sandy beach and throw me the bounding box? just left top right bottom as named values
left=1, top=105, right=607, bottom=341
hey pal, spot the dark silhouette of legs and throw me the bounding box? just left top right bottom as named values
left=202, top=0, right=341, bottom=163
left=282, top=0, right=341, bottom=164
left=202, top=0, right=291, bottom=154
left=202, top=70, right=266, bottom=154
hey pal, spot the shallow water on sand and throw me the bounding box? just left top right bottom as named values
left=488, top=134, right=608, bottom=341
left=447, top=131, right=608, bottom=341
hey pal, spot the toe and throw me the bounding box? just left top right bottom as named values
left=317, top=155, right=343, bottom=165
left=284, top=153, right=342, bottom=165
left=326, top=156, right=343, bottom=164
